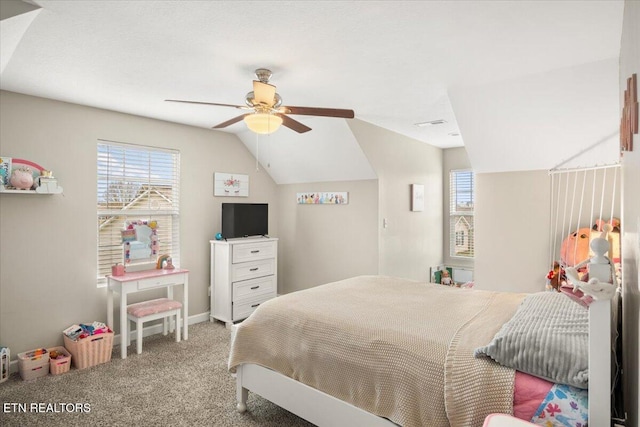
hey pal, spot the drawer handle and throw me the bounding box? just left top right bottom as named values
left=251, top=303, right=260, bottom=308
left=249, top=268, right=259, bottom=272
left=251, top=250, right=260, bottom=253
left=250, top=286, right=260, bottom=290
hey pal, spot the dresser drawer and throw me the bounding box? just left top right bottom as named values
left=233, top=275, right=276, bottom=302
left=231, top=259, right=275, bottom=282
left=232, top=293, right=274, bottom=321
left=137, top=274, right=182, bottom=290
left=232, top=241, right=276, bottom=264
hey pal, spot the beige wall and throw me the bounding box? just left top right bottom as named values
left=620, top=1, right=640, bottom=425
left=443, top=147, right=473, bottom=270
left=276, top=180, right=378, bottom=294
left=0, top=91, right=279, bottom=355
left=350, top=120, right=443, bottom=282
left=475, top=170, right=551, bottom=293
left=0, top=93, right=443, bottom=357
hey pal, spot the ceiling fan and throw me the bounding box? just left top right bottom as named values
left=166, top=68, right=355, bottom=134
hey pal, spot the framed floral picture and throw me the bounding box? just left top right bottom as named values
left=214, top=172, right=249, bottom=197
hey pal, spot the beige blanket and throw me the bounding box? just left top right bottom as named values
left=228, top=275, right=525, bottom=427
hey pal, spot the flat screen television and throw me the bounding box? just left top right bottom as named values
left=221, top=203, right=268, bottom=239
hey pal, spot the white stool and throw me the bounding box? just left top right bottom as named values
left=126, top=298, right=182, bottom=355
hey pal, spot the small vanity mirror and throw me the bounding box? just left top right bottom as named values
left=123, top=220, right=159, bottom=270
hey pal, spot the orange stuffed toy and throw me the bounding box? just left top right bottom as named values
left=560, top=228, right=592, bottom=267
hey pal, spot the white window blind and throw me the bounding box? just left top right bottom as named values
left=450, top=169, right=474, bottom=258
left=97, top=140, right=180, bottom=283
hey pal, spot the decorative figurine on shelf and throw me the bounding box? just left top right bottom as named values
left=10, top=167, right=34, bottom=190
left=156, top=254, right=173, bottom=269
left=164, top=257, right=175, bottom=270
left=440, top=269, right=453, bottom=286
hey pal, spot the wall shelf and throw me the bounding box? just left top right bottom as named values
left=0, top=186, right=63, bottom=195
left=0, top=158, right=63, bottom=195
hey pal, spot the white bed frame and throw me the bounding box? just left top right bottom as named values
left=232, top=298, right=617, bottom=427
left=235, top=362, right=397, bottom=426
left=231, top=295, right=615, bottom=426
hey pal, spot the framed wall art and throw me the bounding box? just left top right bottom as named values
left=621, top=73, right=638, bottom=152
left=214, top=172, right=249, bottom=197
left=411, top=184, right=424, bottom=212
left=297, top=192, right=348, bottom=204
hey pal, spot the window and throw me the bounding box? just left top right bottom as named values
left=450, top=169, right=474, bottom=258
left=97, top=140, right=180, bottom=283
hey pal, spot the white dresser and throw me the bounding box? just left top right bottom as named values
left=210, top=237, right=278, bottom=324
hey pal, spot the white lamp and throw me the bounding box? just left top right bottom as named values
left=244, top=112, right=283, bottom=134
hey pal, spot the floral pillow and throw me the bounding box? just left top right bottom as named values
left=530, top=383, right=588, bottom=427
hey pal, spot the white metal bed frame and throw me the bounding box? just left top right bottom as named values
left=231, top=294, right=615, bottom=426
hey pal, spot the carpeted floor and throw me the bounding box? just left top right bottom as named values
left=0, top=321, right=314, bottom=427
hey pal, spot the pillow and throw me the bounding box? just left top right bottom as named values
left=474, top=292, right=589, bottom=389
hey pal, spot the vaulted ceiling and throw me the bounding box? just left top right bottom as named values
left=0, top=1, right=624, bottom=181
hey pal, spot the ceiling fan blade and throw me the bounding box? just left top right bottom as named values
left=165, top=99, right=247, bottom=109
left=212, top=114, right=248, bottom=129
left=281, top=105, right=355, bottom=119
left=277, top=113, right=312, bottom=133
left=253, top=81, right=277, bottom=107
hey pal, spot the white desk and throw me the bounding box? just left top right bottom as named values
left=107, top=268, right=189, bottom=359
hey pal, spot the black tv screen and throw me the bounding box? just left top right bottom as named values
left=221, top=203, right=268, bottom=239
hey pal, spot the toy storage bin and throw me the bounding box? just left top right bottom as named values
left=48, top=346, right=72, bottom=375
left=0, top=347, right=9, bottom=383
left=63, top=332, right=113, bottom=370
left=17, top=348, right=50, bottom=381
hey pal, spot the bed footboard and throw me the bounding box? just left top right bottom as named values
left=234, top=364, right=398, bottom=426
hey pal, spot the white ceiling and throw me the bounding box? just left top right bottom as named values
left=0, top=1, right=624, bottom=182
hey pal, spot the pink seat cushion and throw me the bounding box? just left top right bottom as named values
left=127, top=298, right=182, bottom=318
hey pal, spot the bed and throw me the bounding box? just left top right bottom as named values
left=228, top=275, right=616, bottom=426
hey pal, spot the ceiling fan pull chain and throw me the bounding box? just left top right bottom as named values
left=255, top=132, right=260, bottom=172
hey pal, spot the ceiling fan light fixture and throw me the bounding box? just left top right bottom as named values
left=244, top=112, right=283, bottom=134
left=168, top=68, right=353, bottom=134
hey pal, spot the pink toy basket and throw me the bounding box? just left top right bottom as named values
left=63, top=332, right=113, bottom=370
left=48, top=346, right=72, bottom=375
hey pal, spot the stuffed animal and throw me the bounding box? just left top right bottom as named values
left=546, top=261, right=565, bottom=292
left=560, top=218, right=621, bottom=268
left=560, top=227, right=591, bottom=267
left=593, top=218, right=620, bottom=233
left=593, top=218, right=621, bottom=268
left=565, top=230, right=617, bottom=300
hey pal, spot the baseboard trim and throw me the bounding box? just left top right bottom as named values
left=8, top=311, right=211, bottom=374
